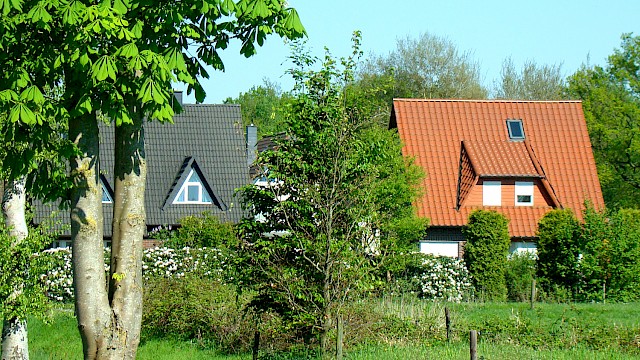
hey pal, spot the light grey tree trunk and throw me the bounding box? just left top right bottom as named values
left=1, top=177, right=29, bottom=360
left=109, top=113, right=146, bottom=359
left=68, top=114, right=114, bottom=359
left=69, top=105, right=147, bottom=359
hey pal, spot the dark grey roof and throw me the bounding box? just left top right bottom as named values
left=36, top=104, right=249, bottom=237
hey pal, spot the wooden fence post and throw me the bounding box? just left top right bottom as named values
left=470, top=330, right=478, bottom=360
left=252, top=330, right=260, bottom=360
left=445, top=307, right=451, bottom=341
left=336, top=314, right=344, bottom=360
left=530, top=279, right=536, bottom=310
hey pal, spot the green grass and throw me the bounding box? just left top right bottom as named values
left=21, top=301, right=640, bottom=359
left=349, top=343, right=640, bottom=360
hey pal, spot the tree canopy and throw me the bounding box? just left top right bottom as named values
left=0, top=0, right=305, bottom=358
left=494, top=57, right=567, bottom=100
left=567, top=34, right=640, bottom=209
left=237, top=35, right=425, bottom=356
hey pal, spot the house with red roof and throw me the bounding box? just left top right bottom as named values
left=390, top=99, right=604, bottom=257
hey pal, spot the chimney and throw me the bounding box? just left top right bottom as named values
left=246, top=124, right=257, bottom=167
left=173, top=90, right=183, bottom=106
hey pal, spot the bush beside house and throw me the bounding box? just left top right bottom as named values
left=462, top=210, right=510, bottom=301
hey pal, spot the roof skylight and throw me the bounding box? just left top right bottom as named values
left=506, top=119, right=525, bottom=141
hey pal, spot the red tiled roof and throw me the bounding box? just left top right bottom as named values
left=464, top=140, right=539, bottom=177
left=391, top=99, right=604, bottom=238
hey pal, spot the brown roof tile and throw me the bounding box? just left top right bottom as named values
left=392, top=99, right=604, bottom=238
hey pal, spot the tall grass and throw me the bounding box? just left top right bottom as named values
left=22, top=300, right=640, bottom=359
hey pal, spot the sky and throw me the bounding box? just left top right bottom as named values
left=178, top=0, right=640, bottom=104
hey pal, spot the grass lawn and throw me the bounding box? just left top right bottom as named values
left=21, top=301, right=640, bottom=359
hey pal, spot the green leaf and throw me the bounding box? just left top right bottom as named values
left=79, top=52, right=90, bottom=66
left=131, top=20, right=143, bottom=38
left=74, top=95, right=93, bottom=116
left=9, top=104, right=36, bottom=125
left=283, top=8, right=305, bottom=36
left=139, top=78, right=154, bottom=103
left=116, top=43, right=139, bottom=58
left=1, top=0, right=22, bottom=16
left=164, top=47, right=187, bottom=72
left=151, top=81, right=166, bottom=104
left=220, top=0, right=235, bottom=16
left=27, top=2, right=52, bottom=23
left=0, top=89, right=19, bottom=103
left=91, top=55, right=117, bottom=81
left=113, top=0, right=129, bottom=14
left=251, top=0, right=271, bottom=18
left=19, top=86, right=45, bottom=105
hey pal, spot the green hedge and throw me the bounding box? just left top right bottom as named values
left=462, top=210, right=510, bottom=301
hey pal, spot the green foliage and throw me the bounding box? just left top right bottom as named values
left=161, top=212, right=237, bottom=249
left=504, top=252, right=536, bottom=302
left=494, top=57, right=567, bottom=100
left=462, top=210, right=510, bottom=301
left=606, top=208, right=640, bottom=301
left=21, top=301, right=640, bottom=358
left=224, top=80, right=291, bottom=137
left=577, top=204, right=612, bottom=301
left=237, top=33, right=426, bottom=349
left=578, top=206, right=640, bottom=302
left=142, top=277, right=254, bottom=353
left=359, top=32, right=488, bottom=104
left=567, top=34, right=640, bottom=208
left=0, top=216, right=60, bottom=321
left=536, top=209, right=581, bottom=297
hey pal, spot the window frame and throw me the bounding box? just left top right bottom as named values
left=101, top=181, right=113, bottom=204
left=482, top=180, right=502, bottom=206
left=173, top=169, right=213, bottom=204
left=515, top=181, right=534, bottom=206
left=506, top=119, right=525, bottom=141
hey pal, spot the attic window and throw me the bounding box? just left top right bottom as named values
left=101, top=177, right=113, bottom=204
left=173, top=169, right=213, bottom=204
left=506, top=119, right=525, bottom=141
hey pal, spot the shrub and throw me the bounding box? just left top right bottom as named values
left=504, top=252, right=536, bottom=302
left=142, top=277, right=254, bottom=352
left=536, top=209, right=581, bottom=298
left=39, top=246, right=232, bottom=302
left=413, top=255, right=473, bottom=302
left=586, top=208, right=640, bottom=302
left=159, top=212, right=237, bottom=249
left=462, top=210, right=510, bottom=301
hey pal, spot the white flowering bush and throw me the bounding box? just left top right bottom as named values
left=38, top=246, right=232, bottom=302
left=142, top=246, right=231, bottom=281
left=39, top=247, right=74, bottom=302
left=413, top=256, right=473, bottom=302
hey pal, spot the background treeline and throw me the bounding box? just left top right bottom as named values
left=227, top=32, right=640, bottom=211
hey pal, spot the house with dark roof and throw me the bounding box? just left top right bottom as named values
left=390, top=99, right=604, bottom=257
left=39, top=98, right=251, bottom=247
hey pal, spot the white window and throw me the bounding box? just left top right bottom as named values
left=173, top=169, right=213, bottom=204
left=102, top=181, right=113, bottom=203
left=515, top=181, right=534, bottom=206
left=483, top=181, right=502, bottom=206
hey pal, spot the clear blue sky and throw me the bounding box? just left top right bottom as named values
left=178, top=0, right=640, bottom=103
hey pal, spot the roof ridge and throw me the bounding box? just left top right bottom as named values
left=393, top=98, right=581, bottom=103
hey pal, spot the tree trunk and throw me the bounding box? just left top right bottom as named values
left=1, top=177, right=29, bottom=360
left=69, top=114, right=114, bottom=359
left=108, top=113, right=146, bottom=359
left=320, top=278, right=331, bottom=359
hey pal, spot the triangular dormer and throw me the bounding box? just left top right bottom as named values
left=162, top=157, right=226, bottom=210
left=101, top=174, right=114, bottom=204
left=455, top=140, right=561, bottom=209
